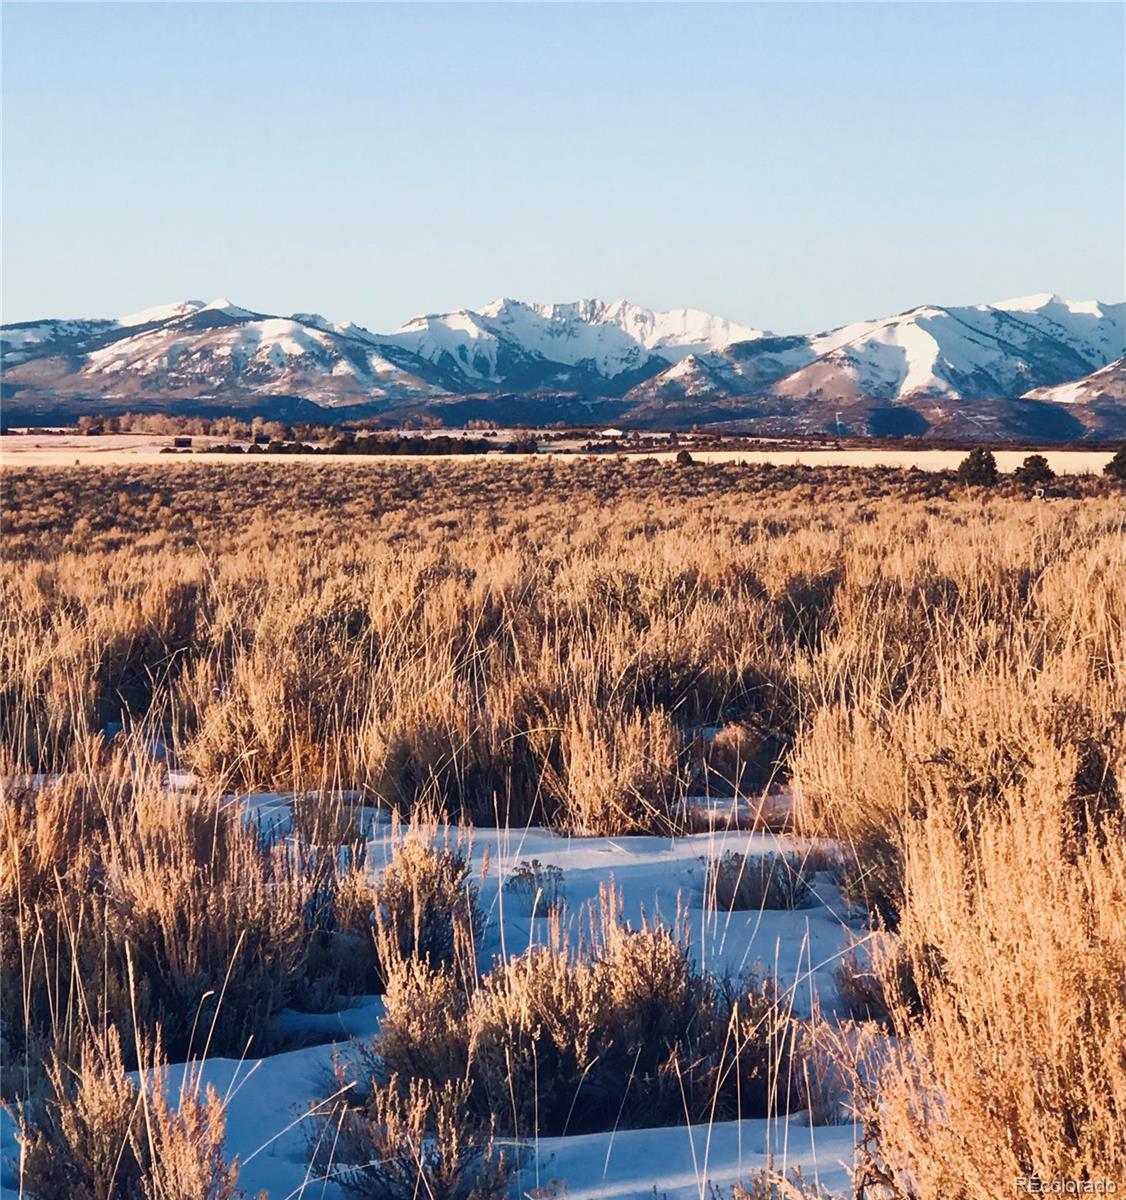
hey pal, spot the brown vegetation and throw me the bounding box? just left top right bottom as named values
left=16, top=1022, right=254, bottom=1200
left=2, top=457, right=1124, bottom=1196
left=706, top=850, right=815, bottom=911
left=356, top=889, right=795, bottom=1139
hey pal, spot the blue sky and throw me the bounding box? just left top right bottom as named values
left=2, top=2, right=1122, bottom=334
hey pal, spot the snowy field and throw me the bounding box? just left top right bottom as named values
left=0, top=432, right=1115, bottom=475
left=0, top=788, right=862, bottom=1199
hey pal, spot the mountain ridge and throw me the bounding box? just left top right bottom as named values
left=3, top=293, right=1123, bottom=441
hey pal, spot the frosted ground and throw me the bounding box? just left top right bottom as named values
left=0, top=786, right=862, bottom=1199
left=0, top=431, right=1116, bottom=475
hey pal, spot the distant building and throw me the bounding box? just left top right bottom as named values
left=599, top=428, right=624, bottom=438
left=173, top=436, right=193, bottom=448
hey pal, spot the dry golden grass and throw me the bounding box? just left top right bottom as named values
left=2, top=458, right=1124, bottom=1194
left=842, top=762, right=1126, bottom=1197
left=0, top=743, right=361, bottom=1093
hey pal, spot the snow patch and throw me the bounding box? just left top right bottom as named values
left=291, top=312, right=334, bottom=332
left=201, top=297, right=255, bottom=319
left=117, top=300, right=205, bottom=327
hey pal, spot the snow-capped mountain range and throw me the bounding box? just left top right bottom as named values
left=640, top=294, right=1123, bottom=401
left=390, top=298, right=764, bottom=390
left=2, top=293, right=1123, bottom=440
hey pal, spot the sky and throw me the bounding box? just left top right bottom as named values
left=2, top=2, right=1123, bottom=336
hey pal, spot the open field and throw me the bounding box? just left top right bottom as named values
left=0, top=431, right=1118, bottom=474
left=2, top=459, right=1124, bottom=1199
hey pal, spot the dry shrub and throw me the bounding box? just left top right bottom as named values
left=468, top=942, right=606, bottom=1135
left=692, top=719, right=776, bottom=797
left=706, top=851, right=815, bottom=911
left=832, top=936, right=924, bottom=1026
left=356, top=682, right=544, bottom=828
left=317, top=835, right=485, bottom=1000
left=138, top=1074, right=250, bottom=1200
left=729, top=1166, right=834, bottom=1199
left=374, top=956, right=471, bottom=1086
left=303, top=855, right=383, bottom=1000
left=790, top=1010, right=854, bottom=1129
left=372, top=890, right=794, bottom=1137
left=16, top=1023, right=253, bottom=1200
left=17, top=1024, right=144, bottom=1200
left=318, top=1072, right=512, bottom=1200
left=790, top=706, right=910, bottom=924
left=1, top=751, right=349, bottom=1079
left=373, top=836, right=484, bottom=986
left=1, top=770, right=99, bottom=949
left=9, top=459, right=1059, bottom=820
left=501, top=858, right=564, bottom=917
left=5, top=460, right=1126, bottom=1186
left=792, top=669, right=1125, bottom=924
left=774, top=567, right=841, bottom=652
left=184, top=655, right=326, bottom=791
left=101, top=790, right=313, bottom=1057
left=782, top=510, right=1126, bottom=1189
left=0, top=567, right=201, bottom=769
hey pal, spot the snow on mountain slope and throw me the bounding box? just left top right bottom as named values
left=991, top=293, right=1125, bottom=365
left=0, top=318, right=119, bottom=364
left=80, top=307, right=451, bottom=404
left=197, top=297, right=257, bottom=320
left=2, top=300, right=210, bottom=365
left=645, top=336, right=816, bottom=399
left=3, top=300, right=456, bottom=408
left=478, top=297, right=764, bottom=374
left=290, top=312, right=336, bottom=333
left=787, top=307, right=967, bottom=401
left=391, top=307, right=518, bottom=383
left=118, top=300, right=205, bottom=327
left=390, top=297, right=765, bottom=387
left=5, top=293, right=767, bottom=405
left=631, top=298, right=1125, bottom=407
left=792, top=300, right=1122, bottom=402
left=1023, top=355, right=1126, bottom=406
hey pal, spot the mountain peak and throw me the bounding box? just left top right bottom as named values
left=991, top=293, right=1117, bottom=321
left=202, top=298, right=254, bottom=318
left=477, top=297, right=625, bottom=323
left=993, top=292, right=1069, bottom=313
left=291, top=312, right=334, bottom=332
left=117, top=300, right=204, bottom=327
left=478, top=296, right=522, bottom=316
